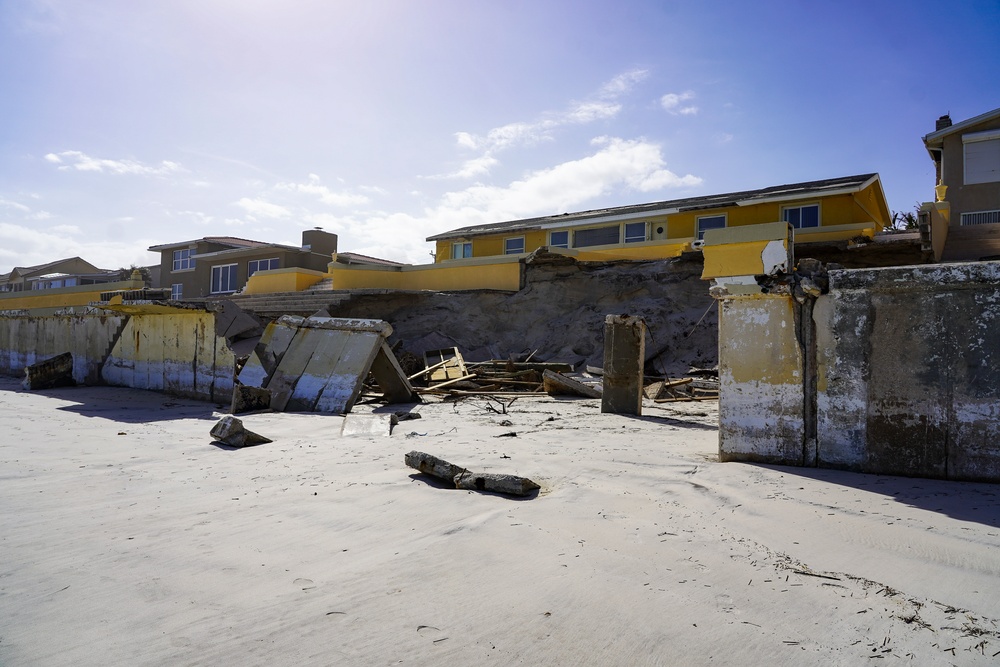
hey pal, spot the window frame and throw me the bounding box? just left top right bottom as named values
left=451, top=242, right=473, bottom=259
left=696, top=214, right=727, bottom=240
left=248, top=257, right=280, bottom=277
left=548, top=230, right=569, bottom=248
left=171, top=283, right=183, bottom=300
left=623, top=221, right=647, bottom=244
left=781, top=203, right=821, bottom=229
left=210, top=264, right=238, bottom=294
left=172, top=248, right=195, bottom=272
left=573, top=224, right=622, bottom=248
left=963, top=130, right=1000, bottom=186
left=504, top=236, right=525, bottom=255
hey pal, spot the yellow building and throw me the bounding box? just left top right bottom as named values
left=427, top=173, right=890, bottom=263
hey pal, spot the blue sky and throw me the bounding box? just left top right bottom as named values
left=1, top=0, right=998, bottom=272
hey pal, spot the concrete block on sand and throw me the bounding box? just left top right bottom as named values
left=209, top=415, right=273, bottom=447
left=340, top=413, right=397, bottom=437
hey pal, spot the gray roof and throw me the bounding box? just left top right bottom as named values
left=923, top=107, right=1000, bottom=147
left=426, top=173, right=880, bottom=241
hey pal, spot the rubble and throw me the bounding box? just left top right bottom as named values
left=22, top=352, right=76, bottom=390
left=404, top=450, right=539, bottom=497
left=209, top=415, right=272, bottom=447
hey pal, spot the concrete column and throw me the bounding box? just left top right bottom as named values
left=601, top=315, right=646, bottom=415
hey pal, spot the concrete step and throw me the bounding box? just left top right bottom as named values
left=942, top=224, right=1000, bottom=261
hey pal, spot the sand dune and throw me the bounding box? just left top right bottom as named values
left=2, top=378, right=998, bottom=665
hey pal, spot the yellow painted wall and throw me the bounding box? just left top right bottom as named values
left=573, top=240, right=691, bottom=261
left=0, top=279, right=144, bottom=313
left=433, top=185, right=890, bottom=264
left=329, top=259, right=522, bottom=292
left=702, top=240, right=778, bottom=279
left=243, top=268, right=327, bottom=295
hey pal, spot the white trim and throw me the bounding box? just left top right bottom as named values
left=503, top=236, right=525, bottom=255
left=539, top=208, right=677, bottom=230
left=623, top=221, right=648, bottom=243
left=781, top=201, right=822, bottom=229
left=696, top=213, right=727, bottom=240
left=210, top=263, right=238, bottom=294
left=451, top=241, right=472, bottom=259
left=548, top=230, right=569, bottom=248
left=962, top=128, right=1000, bottom=144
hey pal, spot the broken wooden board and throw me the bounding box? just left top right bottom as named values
left=423, top=347, right=467, bottom=383
left=542, top=369, right=602, bottom=398
left=405, top=450, right=539, bottom=497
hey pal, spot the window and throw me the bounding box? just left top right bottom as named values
left=549, top=231, right=569, bottom=248
left=452, top=242, right=472, bottom=259
left=504, top=237, right=525, bottom=254
left=964, top=130, right=1000, bottom=185
left=210, top=264, right=238, bottom=294
left=172, top=248, right=194, bottom=271
left=782, top=204, right=819, bottom=229
left=574, top=225, right=620, bottom=248
left=696, top=215, right=727, bottom=240
left=248, top=258, right=280, bottom=276
left=171, top=283, right=183, bottom=300
left=624, top=222, right=647, bottom=243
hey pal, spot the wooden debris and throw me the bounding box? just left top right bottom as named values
left=423, top=348, right=467, bottom=383
left=405, top=450, right=539, bottom=497
left=542, top=370, right=602, bottom=398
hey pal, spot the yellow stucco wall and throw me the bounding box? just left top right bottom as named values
left=329, top=258, right=522, bottom=292
left=573, top=240, right=691, bottom=261
left=242, top=268, right=327, bottom=295
left=434, top=185, right=888, bottom=264
left=0, top=279, right=144, bottom=312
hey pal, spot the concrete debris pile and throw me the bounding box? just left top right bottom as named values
left=233, top=315, right=416, bottom=415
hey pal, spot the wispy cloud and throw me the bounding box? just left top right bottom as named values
left=45, top=151, right=183, bottom=176
left=233, top=197, right=291, bottom=219
left=275, top=176, right=370, bottom=207
left=440, top=69, right=648, bottom=180
left=0, top=198, right=31, bottom=213
left=660, top=91, right=698, bottom=115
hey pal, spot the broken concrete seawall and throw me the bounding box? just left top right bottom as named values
left=716, top=260, right=1000, bottom=482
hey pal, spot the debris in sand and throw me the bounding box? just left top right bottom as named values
left=601, top=314, right=646, bottom=415
left=210, top=415, right=273, bottom=447
left=542, top=369, right=602, bottom=398
left=23, top=352, right=76, bottom=390
left=404, top=450, right=539, bottom=497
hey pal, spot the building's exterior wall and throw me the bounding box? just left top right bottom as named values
left=433, top=185, right=888, bottom=264
left=242, top=268, right=328, bottom=295
left=717, top=261, right=1000, bottom=482
left=939, top=116, right=1000, bottom=220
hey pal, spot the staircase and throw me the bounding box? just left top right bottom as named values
left=210, top=279, right=354, bottom=318
left=941, top=223, right=1000, bottom=262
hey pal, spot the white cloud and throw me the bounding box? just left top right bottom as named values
left=50, top=224, right=80, bottom=234
left=660, top=91, right=698, bottom=115
left=275, top=180, right=370, bottom=207
left=442, top=69, right=647, bottom=180
left=716, top=132, right=734, bottom=144
left=0, top=198, right=31, bottom=213
left=234, top=197, right=291, bottom=219
left=45, top=150, right=183, bottom=176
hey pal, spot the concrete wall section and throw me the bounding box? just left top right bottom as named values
left=819, top=262, right=1000, bottom=481
left=102, top=311, right=235, bottom=403
left=0, top=314, right=127, bottom=384
left=718, top=296, right=806, bottom=464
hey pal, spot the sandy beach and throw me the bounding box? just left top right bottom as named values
left=2, top=377, right=999, bottom=665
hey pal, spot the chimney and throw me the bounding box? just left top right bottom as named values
left=302, top=228, right=338, bottom=257
left=935, top=114, right=952, bottom=131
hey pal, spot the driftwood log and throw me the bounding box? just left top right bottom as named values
left=405, top=450, right=539, bottom=497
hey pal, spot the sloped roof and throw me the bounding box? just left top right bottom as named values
left=1, top=257, right=106, bottom=282
left=334, top=252, right=404, bottom=267
left=923, top=107, right=1000, bottom=148
left=147, top=236, right=272, bottom=252
left=426, top=174, right=881, bottom=241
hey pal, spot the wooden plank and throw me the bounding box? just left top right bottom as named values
left=428, top=373, right=477, bottom=390
left=407, top=358, right=450, bottom=381
left=424, top=347, right=467, bottom=382
left=542, top=370, right=602, bottom=398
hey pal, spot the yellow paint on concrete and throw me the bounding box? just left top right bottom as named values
left=794, top=223, right=875, bottom=243
left=328, top=256, right=522, bottom=291
left=702, top=241, right=777, bottom=279
left=720, top=295, right=802, bottom=385
left=572, top=240, right=691, bottom=261
left=243, top=268, right=327, bottom=295
left=0, top=279, right=143, bottom=313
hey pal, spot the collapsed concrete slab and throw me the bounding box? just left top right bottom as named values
left=23, top=351, right=76, bottom=390
left=209, top=416, right=272, bottom=447
left=236, top=316, right=417, bottom=414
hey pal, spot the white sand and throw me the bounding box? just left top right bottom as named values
left=2, top=378, right=999, bottom=665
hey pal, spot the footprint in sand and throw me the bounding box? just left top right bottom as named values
left=417, top=625, right=449, bottom=643
left=294, top=578, right=316, bottom=591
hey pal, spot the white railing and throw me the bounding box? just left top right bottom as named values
left=960, top=210, right=1000, bottom=226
